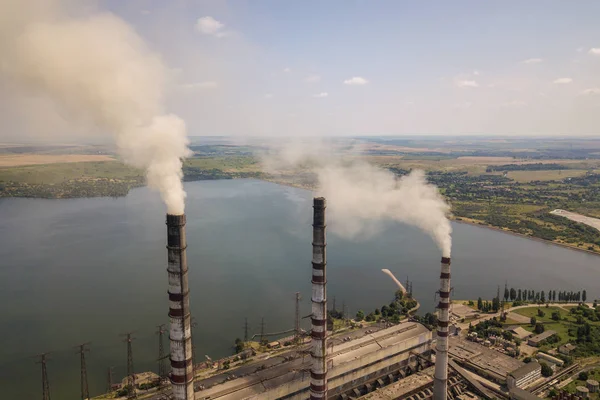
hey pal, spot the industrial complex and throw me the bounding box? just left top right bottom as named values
left=34, top=195, right=593, bottom=400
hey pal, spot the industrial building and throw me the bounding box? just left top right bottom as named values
left=506, top=362, right=541, bottom=389
left=449, top=337, right=524, bottom=384
left=527, top=330, right=557, bottom=347
left=194, top=322, right=432, bottom=399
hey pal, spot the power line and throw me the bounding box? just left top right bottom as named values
left=156, top=325, right=167, bottom=384
left=106, top=366, right=114, bottom=394
left=36, top=353, right=51, bottom=400
left=75, top=343, right=90, bottom=400
left=295, top=292, right=301, bottom=344
left=121, top=332, right=136, bottom=399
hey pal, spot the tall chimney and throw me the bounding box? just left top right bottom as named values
left=166, top=214, right=194, bottom=400
left=433, top=256, right=451, bottom=400
left=310, top=197, right=328, bottom=400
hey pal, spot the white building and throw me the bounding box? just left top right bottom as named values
left=507, top=362, right=541, bottom=389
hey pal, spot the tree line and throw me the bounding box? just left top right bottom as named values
left=476, top=287, right=587, bottom=313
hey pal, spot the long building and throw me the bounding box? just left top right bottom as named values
left=195, top=322, right=432, bottom=400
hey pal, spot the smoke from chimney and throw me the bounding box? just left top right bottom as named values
left=0, top=0, right=191, bottom=214
left=262, top=143, right=452, bottom=257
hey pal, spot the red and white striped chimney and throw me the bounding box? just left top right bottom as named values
left=166, top=214, right=194, bottom=400
left=310, top=197, right=328, bottom=400
left=433, top=256, right=451, bottom=400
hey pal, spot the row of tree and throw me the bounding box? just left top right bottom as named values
left=503, top=287, right=587, bottom=304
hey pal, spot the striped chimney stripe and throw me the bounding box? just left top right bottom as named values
left=433, top=256, right=451, bottom=400
left=166, top=214, right=194, bottom=400
left=310, top=197, right=328, bottom=400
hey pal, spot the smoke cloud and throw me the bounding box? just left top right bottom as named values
left=263, top=140, right=452, bottom=256
left=0, top=0, right=191, bottom=214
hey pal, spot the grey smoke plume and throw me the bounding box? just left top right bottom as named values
left=0, top=0, right=191, bottom=214
left=263, top=141, right=452, bottom=256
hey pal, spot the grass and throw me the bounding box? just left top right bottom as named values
left=0, top=161, right=142, bottom=184
left=513, top=306, right=570, bottom=321
left=562, top=368, right=600, bottom=399
left=185, top=156, right=261, bottom=173
left=503, top=169, right=594, bottom=183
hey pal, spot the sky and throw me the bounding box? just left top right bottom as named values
left=2, top=0, right=600, bottom=140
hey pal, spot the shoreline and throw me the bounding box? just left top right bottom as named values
left=258, top=177, right=600, bottom=258
left=452, top=218, right=600, bottom=258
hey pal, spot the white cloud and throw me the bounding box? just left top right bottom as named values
left=577, top=47, right=584, bottom=53
left=313, top=92, right=328, bottom=98
left=580, top=88, right=600, bottom=95
left=181, top=81, right=218, bottom=89
left=473, top=70, right=480, bottom=76
left=588, top=48, right=600, bottom=55
left=196, top=16, right=229, bottom=38
left=283, top=67, right=291, bottom=73
left=343, top=76, right=369, bottom=85
left=455, top=79, right=479, bottom=88
left=553, top=78, right=573, bottom=84
left=502, top=100, right=527, bottom=107
left=454, top=102, right=473, bottom=109
left=522, top=58, right=543, bottom=64
left=304, top=74, right=321, bottom=83
left=265, top=93, right=274, bottom=99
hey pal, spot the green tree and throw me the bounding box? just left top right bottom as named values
left=517, top=289, right=522, bottom=301
left=534, top=323, right=545, bottom=334
left=579, top=371, right=589, bottom=381
left=355, top=310, right=365, bottom=321
left=551, top=311, right=561, bottom=321
left=541, top=291, right=546, bottom=303
left=583, top=290, right=587, bottom=302
left=504, top=286, right=510, bottom=301
left=234, top=338, right=244, bottom=353
left=530, top=316, right=537, bottom=326
left=537, top=308, right=545, bottom=317
left=477, top=297, right=483, bottom=310
left=374, top=308, right=381, bottom=315
left=540, top=362, right=553, bottom=377
left=510, top=288, right=517, bottom=301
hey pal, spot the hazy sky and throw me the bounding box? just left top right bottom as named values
left=3, top=0, right=600, bottom=139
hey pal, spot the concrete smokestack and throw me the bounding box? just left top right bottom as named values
left=433, top=256, right=451, bottom=400
left=310, top=197, right=328, bottom=400
left=166, top=214, right=194, bottom=400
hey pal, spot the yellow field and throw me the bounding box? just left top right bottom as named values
left=0, top=154, right=115, bottom=167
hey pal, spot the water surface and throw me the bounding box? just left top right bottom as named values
left=0, top=179, right=598, bottom=399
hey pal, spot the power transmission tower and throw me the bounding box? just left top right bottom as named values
left=156, top=325, right=167, bottom=383
left=121, top=332, right=136, bottom=399
left=243, top=318, right=249, bottom=342
left=106, top=367, right=114, bottom=393
left=295, top=292, right=301, bottom=343
left=36, top=353, right=51, bottom=400
left=259, top=317, right=265, bottom=344
left=76, top=343, right=90, bottom=400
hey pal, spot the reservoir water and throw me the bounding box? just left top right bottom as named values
left=0, top=179, right=598, bottom=399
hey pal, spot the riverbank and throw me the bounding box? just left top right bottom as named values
left=453, top=217, right=600, bottom=257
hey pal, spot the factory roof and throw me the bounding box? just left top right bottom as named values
left=197, top=322, right=431, bottom=399
left=449, top=337, right=523, bottom=381
left=509, top=362, right=541, bottom=380
left=528, top=330, right=557, bottom=344
left=357, top=366, right=434, bottom=400
left=510, top=327, right=533, bottom=339
left=509, top=387, right=542, bottom=400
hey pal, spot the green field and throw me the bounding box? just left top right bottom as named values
left=0, top=161, right=141, bottom=184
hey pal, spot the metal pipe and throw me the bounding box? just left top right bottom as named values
left=166, top=214, right=194, bottom=400
left=433, top=256, right=451, bottom=400
left=310, top=197, right=328, bottom=400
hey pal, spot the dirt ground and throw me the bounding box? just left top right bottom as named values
left=551, top=209, right=600, bottom=231
left=0, top=154, right=115, bottom=167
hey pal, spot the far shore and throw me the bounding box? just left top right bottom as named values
left=258, top=176, right=600, bottom=258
